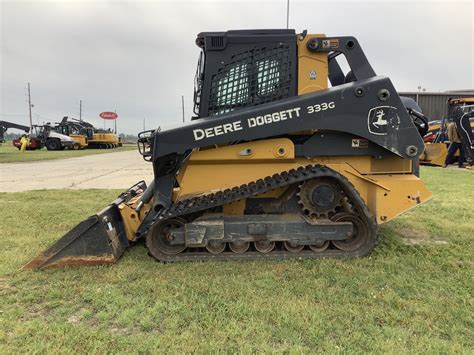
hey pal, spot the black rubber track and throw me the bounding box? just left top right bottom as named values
left=146, top=165, right=378, bottom=262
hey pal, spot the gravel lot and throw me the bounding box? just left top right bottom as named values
left=0, top=150, right=153, bottom=192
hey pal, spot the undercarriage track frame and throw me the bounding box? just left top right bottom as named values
left=145, top=165, right=378, bottom=262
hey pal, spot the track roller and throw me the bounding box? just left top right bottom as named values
left=283, top=241, right=304, bottom=253
left=254, top=240, right=275, bottom=253
left=229, top=241, right=250, bottom=254
left=206, top=240, right=226, bottom=254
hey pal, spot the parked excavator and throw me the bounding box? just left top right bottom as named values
left=421, top=98, right=474, bottom=167
left=56, top=117, right=121, bottom=149
left=24, top=29, right=433, bottom=269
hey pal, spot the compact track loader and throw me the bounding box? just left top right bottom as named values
left=24, top=30, right=432, bottom=269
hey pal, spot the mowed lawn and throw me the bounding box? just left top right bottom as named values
left=0, top=142, right=136, bottom=163
left=0, top=167, right=472, bottom=352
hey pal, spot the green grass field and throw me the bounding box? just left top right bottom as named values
left=0, top=142, right=136, bottom=163
left=1, top=167, right=473, bottom=352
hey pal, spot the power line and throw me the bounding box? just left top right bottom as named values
left=35, top=113, right=53, bottom=122
left=1, top=112, right=51, bottom=124
left=0, top=113, right=29, bottom=117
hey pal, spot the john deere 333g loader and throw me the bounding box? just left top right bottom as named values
left=24, top=30, right=432, bottom=269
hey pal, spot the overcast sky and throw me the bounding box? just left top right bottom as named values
left=1, top=0, right=473, bottom=134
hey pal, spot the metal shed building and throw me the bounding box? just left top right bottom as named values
left=398, top=91, right=474, bottom=121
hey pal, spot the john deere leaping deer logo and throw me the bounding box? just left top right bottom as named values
left=367, top=106, right=398, bottom=135
left=374, top=109, right=388, bottom=127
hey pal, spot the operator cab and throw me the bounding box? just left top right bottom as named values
left=193, top=29, right=297, bottom=119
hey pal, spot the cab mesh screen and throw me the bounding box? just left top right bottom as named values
left=208, top=45, right=292, bottom=116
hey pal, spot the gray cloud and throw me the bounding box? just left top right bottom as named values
left=1, top=0, right=472, bottom=134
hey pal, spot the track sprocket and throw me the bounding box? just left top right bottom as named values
left=296, top=178, right=343, bottom=219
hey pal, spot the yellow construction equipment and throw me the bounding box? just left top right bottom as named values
left=421, top=98, right=474, bottom=167
left=90, top=131, right=120, bottom=149
left=420, top=143, right=448, bottom=166
left=24, top=30, right=433, bottom=269
left=57, top=116, right=122, bottom=149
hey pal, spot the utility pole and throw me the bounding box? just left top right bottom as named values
left=79, top=100, right=83, bottom=120
left=143, top=117, right=146, bottom=131
left=114, top=110, right=117, bottom=134
left=286, top=0, right=290, bottom=29
left=27, top=82, right=33, bottom=130
left=181, top=95, right=185, bottom=123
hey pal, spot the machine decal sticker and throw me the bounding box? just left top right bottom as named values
left=322, top=39, right=339, bottom=49
left=367, top=106, right=398, bottom=135
left=192, top=101, right=337, bottom=142
left=307, top=101, right=336, bottom=114
left=193, top=107, right=303, bottom=141
left=309, top=70, right=317, bottom=80
left=247, top=108, right=302, bottom=127
left=352, top=139, right=368, bottom=148
left=193, top=121, right=244, bottom=141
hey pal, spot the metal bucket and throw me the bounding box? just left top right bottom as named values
left=22, top=181, right=147, bottom=270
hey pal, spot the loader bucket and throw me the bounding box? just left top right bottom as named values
left=420, top=143, right=448, bottom=166
left=22, top=181, right=148, bottom=270
left=23, top=205, right=130, bottom=270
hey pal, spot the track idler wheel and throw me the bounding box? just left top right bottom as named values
left=330, top=212, right=369, bottom=251
left=147, top=217, right=186, bottom=256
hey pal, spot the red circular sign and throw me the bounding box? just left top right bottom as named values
left=100, top=112, right=118, bottom=120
